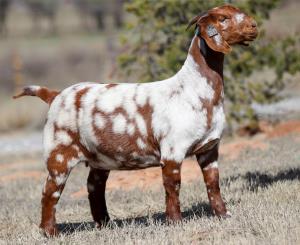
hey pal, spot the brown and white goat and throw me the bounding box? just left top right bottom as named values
left=14, top=5, right=257, bottom=236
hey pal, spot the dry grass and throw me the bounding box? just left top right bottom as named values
left=0, top=134, right=299, bottom=244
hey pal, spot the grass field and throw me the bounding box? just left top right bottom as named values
left=0, top=133, right=299, bottom=244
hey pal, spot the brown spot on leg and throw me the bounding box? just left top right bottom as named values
left=87, top=168, right=110, bottom=228
left=161, top=160, right=182, bottom=222
left=196, top=145, right=227, bottom=217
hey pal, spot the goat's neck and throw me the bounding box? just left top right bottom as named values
left=179, top=36, right=224, bottom=90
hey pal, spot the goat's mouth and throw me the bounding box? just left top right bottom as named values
left=238, top=33, right=258, bottom=46
left=238, top=40, right=252, bottom=46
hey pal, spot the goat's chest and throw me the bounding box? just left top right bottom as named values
left=206, top=103, right=226, bottom=138
left=184, top=103, right=225, bottom=157
left=154, top=98, right=225, bottom=162
left=193, top=102, right=226, bottom=143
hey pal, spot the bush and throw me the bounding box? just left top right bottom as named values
left=118, top=0, right=300, bottom=132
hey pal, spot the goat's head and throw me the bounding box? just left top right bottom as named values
left=187, top=5, right=258, bottom=54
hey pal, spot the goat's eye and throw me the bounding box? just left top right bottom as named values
left=219, top=17, right=227, bottom=23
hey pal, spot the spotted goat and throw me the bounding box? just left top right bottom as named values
left=14, top=5, right=258, bottom=236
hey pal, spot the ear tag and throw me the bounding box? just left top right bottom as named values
left=207, top=24, right=218, bottom=37
left=195, top=26, right=200, bottom=36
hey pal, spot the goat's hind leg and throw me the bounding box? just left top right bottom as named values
left=40, top=146, right=82, bottom=236
left=87, top=168, right=110, bottom=228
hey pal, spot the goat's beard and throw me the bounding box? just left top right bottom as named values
left=238, top=40, right=250, bottom=46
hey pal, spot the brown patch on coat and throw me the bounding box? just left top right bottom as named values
left=169, top=84, right=185, bottom=99
left=105, top=84, right=118, bottom=89
left=189, top=36, right=224, bottom=130
left=53, top=124, right=94, bottom=159
left=74, top=87, right=90, bottom=112
left=201, top=98, right=213, bottom=129
left=137, top=101, right=159, bottom=153
left=91, top=101, right=160, bottom=169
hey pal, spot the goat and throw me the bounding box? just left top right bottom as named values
left=14, top=5, right=258, bottom=236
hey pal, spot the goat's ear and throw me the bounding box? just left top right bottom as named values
left=186, top=12, right=207, bottom=30
left=186, top=15, right=201, bottom=30
left=198, top=16, right=232, bottom=54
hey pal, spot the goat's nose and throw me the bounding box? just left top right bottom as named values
left=251, top=20, right=257, bottom=28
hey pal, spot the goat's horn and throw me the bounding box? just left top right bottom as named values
left=186, top=12, right=207, bottom=30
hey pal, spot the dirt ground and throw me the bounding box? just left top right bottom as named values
left=0, top=120, right=299, bottom=244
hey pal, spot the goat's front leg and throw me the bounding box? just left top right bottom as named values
left=87, top=168, right=110, bottom=228
left=161, top=160, right=182, bottom=222
left=196, top=145, right=228, bottom=217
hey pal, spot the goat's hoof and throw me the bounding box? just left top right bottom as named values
left=166, top=214, right=183, bottom=224
left=95, top=216, right=110, bottom=229
left=40, top=225, right=59, bottom=237
left=224, top=210, right=232, bottom=218
left=215, top=210, right=232, bottom=219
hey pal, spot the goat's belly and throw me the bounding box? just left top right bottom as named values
left=87, top=150, right=161, bottom=170
left=80, top=131, right=161, bottom=170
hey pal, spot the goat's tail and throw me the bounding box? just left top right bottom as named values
left=13, top=85, right=60, bottom=105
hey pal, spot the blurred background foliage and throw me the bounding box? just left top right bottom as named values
left=0, top=0, right=126, bottom=132
left=0, top=0, right=299, bottom=133
left=119, top=0, right=300, bottom=133
left=0, top=0, right=124, bottom=34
